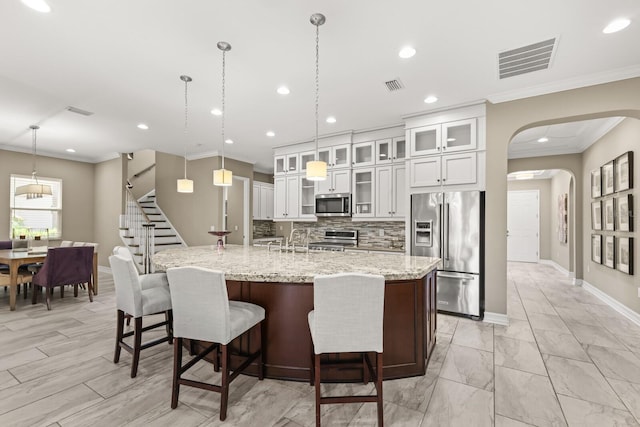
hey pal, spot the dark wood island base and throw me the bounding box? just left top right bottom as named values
left=186, top=271, right=437, bottom=382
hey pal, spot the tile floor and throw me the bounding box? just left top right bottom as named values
left=1, top=262, right=640, bottom=426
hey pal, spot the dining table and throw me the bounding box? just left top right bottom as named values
left=0, top=249, right=99, bottom=311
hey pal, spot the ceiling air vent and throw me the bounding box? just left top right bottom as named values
left=498, top=38, right=557, bottom=79
left=384, top=79, right=404, bottom=92
left=66, top=106, right=94, bottom=116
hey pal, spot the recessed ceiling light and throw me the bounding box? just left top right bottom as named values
left=21, top=0, right=51, bottom=13
left=398, top=46, right=416, bottom=59
left=65, top=148, right=76, bottom=153
left=137, top=123, right=149, bottom=130
left=277, top=86, right=290, bottom=95
left=225, top=139, right=234, bottom=144
left=211, top=108, right=222, bottom=116
left=424, top=95, right=438, bottom=104
left=326, top=116, right=336, bottom=124
left=266, top=131, right=275, bottom=137
left=603, top=18, right=631, bottom=34
left=537, top=137, right=549, bottom=143
left=446, top=138, right=456, bottom=142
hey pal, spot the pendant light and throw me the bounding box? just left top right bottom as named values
left=213, top=41, right=233, bottom=187
left=177, top=75, right=194, bottom=193
left=305, top=13, right=327, bottom=181
left=15, top=125, right=52, bottom=199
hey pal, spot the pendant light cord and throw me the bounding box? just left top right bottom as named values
left=315, top=23, right=320, bottom=160
left=183, top=78, right=189, bottom=179
left=31, top=125, right=40, bottom=184
left=221, top=49, right=226, bottom=170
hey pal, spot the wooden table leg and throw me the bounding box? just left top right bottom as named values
left=9, top=260, right=18, bottom=311
left=93, top=254, right=99, bottom=295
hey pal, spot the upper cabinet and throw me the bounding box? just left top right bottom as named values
left=318, top=143, right=351, bottom=169
left=409, top=119, right=476, bottom=157
left=316, top=169, right=351, bottom=194
left=253, top=182, right=274, bottom=220
left=352, top=141, right=375, bottom=167
left=274, top=154, right=299, bottom=175
left=299, top=151, right=316, bottom=174
left=376, top=137, right=406, bottom=164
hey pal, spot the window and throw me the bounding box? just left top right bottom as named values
left=10, top=174, right=62, bottom=239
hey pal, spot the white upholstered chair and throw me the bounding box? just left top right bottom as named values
left=108, top=253, right=173, bottom=378
left=166, top=266, right=265, bottom=421
left=308, top=273, right=385, bottom=427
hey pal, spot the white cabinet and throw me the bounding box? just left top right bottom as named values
left=299, top=150, right=316, bottom=175
left=376, top=137, right=406, bottom=164
left=409, top=119, right=476, bottom=157
left=375, top=165, right=406, bottom=218
left=352, top=168, right=375, bottom=217
left=410, top=152, right=477, bottom=187
left=318, top=144, right=351, bottom=169
left=274, top=154, right=299, bottom=175
left=352, top=141, right=375, bottom=167
left=253, top=183, right=274, bottom=220
left=274, top=175, right=299, bottom=219
left=316, top=169, right=351, bottom=194
left=299, top=177, right=316, bottom=218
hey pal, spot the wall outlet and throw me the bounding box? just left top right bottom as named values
left=279, top=225, right=283, bottom=231
left=234, top=225, right=238, bottom=231
left=638, top=287, right=640, bottom=298
left=587, top=265, right=590, bottom=273
left=378, top=229, right=384, bottom=237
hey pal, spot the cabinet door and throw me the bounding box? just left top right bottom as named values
left=260, top=185, right=273, bottom=220
left=392, top=165, right=406, bottom=217
left=410, top=157, right=441, bottom=187
left=274, top=177, right=287, bottom=219
left=299, top=177, right=316, bottom=218
left=353, top=141, right=375, bottom=167
left=442, top=152, right=477, bottom=185
left=332, top=144, right=351, bottom=168
left=375, top=166, right=392, bottom=217
left=274, top=156, right=286, bottom=175
left=253, top=184, right=261, bottom=219
left=442, top=118, right=476, bottom=153
left=410, top=125, right=441, bottom=156
left=353, top=168, right=375, bottom=217
left=332, top=169, right=351, bottom=193
left=393, top=136, right=406, bottom=161
left=315, top=175, right=332, bottom=194
left=299, top=150, right=316, bottom=174
left=375, top=139, right=392, bottom=165
left=317, top=148, right=331, bottom=166
left=286, top=154, right=298, bottom=174
left=285, top=175, right=300, bottom=218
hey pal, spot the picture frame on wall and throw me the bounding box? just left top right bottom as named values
left=616, top=194, right=634, bottom=232
left=616, top=237, right=634, bottom=275
left=557, top=193, right=568, bottom=243
left=591, top=167, right=602, bottom=198
left=603, top=198, right=615, bottom=231
left=614, top=151, right=634, bottom=192
left=591, top=234, right=602, bottom=264
left=602, top=160, right=615, bottom=195
left=591, top=201, right=602, bottom=230
left=604, top=235, right=615, bottom=269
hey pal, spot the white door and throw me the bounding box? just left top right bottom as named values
left=507, top=190, right=539, bottom=262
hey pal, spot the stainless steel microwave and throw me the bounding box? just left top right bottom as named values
left=315, top=193, right=351, bottom=217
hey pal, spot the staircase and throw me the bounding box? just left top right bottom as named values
left=119, top=190, right=185, bottom=272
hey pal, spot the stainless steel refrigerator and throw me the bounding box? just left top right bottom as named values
left=411, top=191, right=484, bottom=319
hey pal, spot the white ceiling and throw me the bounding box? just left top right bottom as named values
left=1, top=1, right=639, bottom=172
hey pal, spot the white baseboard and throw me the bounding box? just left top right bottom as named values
left=582, top=280, right=640, bottom=328
left=483, top=312, right=509, bottom=326
left=539, top=259, right=571, bottom=277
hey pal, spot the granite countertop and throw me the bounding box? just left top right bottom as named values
left=348, top=245, right=405, bottom=253
left=153, top=244, right=440, bottom=283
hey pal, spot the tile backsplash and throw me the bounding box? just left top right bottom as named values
left=292, top=217, right=405, bottom=249
left=253, top=220, right=276, bottom=239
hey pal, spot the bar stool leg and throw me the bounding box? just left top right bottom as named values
left=131, top=317, right=142, bottom=378
left=114, top=310, right=124, bottom=363
left=376, top=352, right=384, bottom=427
left=171, top=337, right=183, bottom=409
left=220, top=344, right=230, bottom=421
left=314, top=353, right=322, bottom=427
left=257, top=322, right=264, bottom=381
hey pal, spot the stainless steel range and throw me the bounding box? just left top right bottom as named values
left=308, top=229, right=358, bottom=252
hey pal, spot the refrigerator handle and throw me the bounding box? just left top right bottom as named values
left=445, top=202, right=450, bottom=260
left=438, top=203, right=443, bottom=258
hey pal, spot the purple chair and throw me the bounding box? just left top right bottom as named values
left=31, top=246, right=94, bottom=310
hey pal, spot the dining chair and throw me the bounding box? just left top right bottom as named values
left=109, top=253, right=173, bottom=378
left=308, top=273, right=385, bottom=427
left=60, top=240, right=73, bottom=247
left=31, top=246, right=94, bottom=310
left=166, top=266, right=265, bottom=421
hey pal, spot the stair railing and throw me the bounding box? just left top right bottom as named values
left=124, top=187, right=156, bottom=273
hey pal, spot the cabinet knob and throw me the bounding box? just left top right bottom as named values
left=442, top=178, right=446, bottom=182
left=442, top=146, right=446, bottom=150
left=437, top=179, right=440, bottom=182
left=437, top=147, right=441, bottom=151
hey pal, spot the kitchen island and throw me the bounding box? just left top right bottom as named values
left=154, top=245, right=440, bottom=382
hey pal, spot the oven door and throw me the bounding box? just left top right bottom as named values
left=315, top=193, right=351, bottom=217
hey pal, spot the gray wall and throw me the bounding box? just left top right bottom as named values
left=507, top=178, right=552, bottom=260
left=94, top=157, right=125, bottom=266
left=582, top=118, right=639, bottom=313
